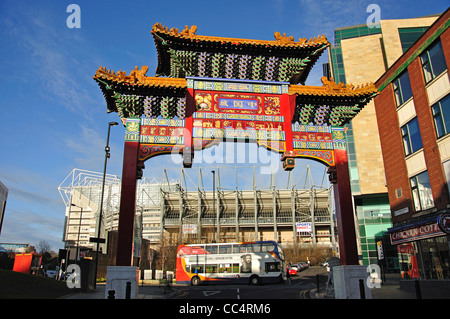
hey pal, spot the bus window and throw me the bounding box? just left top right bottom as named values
left=219, top=245, right=232, bottom=254
left=235, top=244, right=246, bottom=253
left=252, top=243, right=261, bottom=253
left=206, top=245, right=218, bottom=254
left=219, top=264, right=232, bottom=273
left=206, top=265, right=218, bottom=273
left=192, top=265, right=204, bottom=274
left=232, top=264, right=239, bottom=273
left=261, top=242, right=275, bottom=252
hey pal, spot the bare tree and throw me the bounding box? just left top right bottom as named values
left=37, top=240, right=51, bottom=255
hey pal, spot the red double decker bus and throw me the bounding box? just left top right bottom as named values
left=176, top=241, right=285, bottom=286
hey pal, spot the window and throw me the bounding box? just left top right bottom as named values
left=399, top=27, right=428, bottom=53
left=393, top=71, right=413, bottom=107
left=401, top=117, right=423, bottom=156
left=443, top=160, right=450, bottom=198
left=261, top=242, right=275, bottom=252
left=432, top=94, right=450, bottom=138
left=219, top=245, right=232, bottom=254
left=421, top=40, right=447, bottom=84
left=251, top=243, right=261, bottom=253
left=205, top=264, right=218, bottom=273
left=236, top=244, right=247, bottom=253
left=218, top=264, right=239, bottom=273
left=410, top=171, right=434, bottom=211
left=205, top=245, right=218, bottom=254
left=191, top=265, right=204, bottom=273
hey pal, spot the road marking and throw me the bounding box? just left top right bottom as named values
left=203, top=291, right=221, bottom=297
left=237, top=288, right=240, bottom=299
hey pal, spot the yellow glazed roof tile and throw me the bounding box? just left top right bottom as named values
left=151, top=23, right=330, bottom=48
left=94, top=66, right=187, bottom=88
left=289, top=77, right=378, bottom=97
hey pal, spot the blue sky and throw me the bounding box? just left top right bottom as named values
left=0, top=0, right=448, bottom=252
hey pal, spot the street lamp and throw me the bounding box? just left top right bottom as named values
left=71, top=203, right=83, bottom=261
left=94, top=121, right=118, bottom=288
left=212, top=170, right=216, bottom=243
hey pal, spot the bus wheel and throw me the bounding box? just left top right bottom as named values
left=249, top=275, right=260, bottom=286
left=191, top=276, right=201, bottom=286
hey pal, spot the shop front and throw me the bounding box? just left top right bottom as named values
left=388, top=213, right=450, bottom=279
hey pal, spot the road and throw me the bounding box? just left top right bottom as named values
left=174, top=266, right=328, bottom=299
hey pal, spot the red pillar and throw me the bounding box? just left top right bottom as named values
left=183, top=87, right=195, bottom=167
left=116, top=119, right=140, bottom=266
left=281, top=93, right=295, bottom=152
left=333, top=148, right=359, bottom=265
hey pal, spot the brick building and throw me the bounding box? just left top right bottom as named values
left=328, top=13, right=439, bottom=268
left=374, top=8, right=450, bottom=280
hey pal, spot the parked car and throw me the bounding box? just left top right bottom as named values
left=292, top=262, right=308, bottom=272
left=286, top=267, right=297, bottom=276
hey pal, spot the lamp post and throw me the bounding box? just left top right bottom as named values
left=71, top=203, right=83, bottom=261
left=94, top=121, right=118, bottom=288
left=212, top=170, right=216, bottom=243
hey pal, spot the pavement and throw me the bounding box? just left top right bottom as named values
left=63, top=281, right=186, bottom=299
left=62, top=280, right=443, bottom=300
left=308, top=281, right=418, bottom=299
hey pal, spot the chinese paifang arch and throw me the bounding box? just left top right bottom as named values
left=94, top=23, right=378, bottom=267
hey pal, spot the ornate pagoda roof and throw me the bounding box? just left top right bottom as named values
left=94, top=66, right=187, bottom=117
left=151, top=23, right=329, bottom=85
left=93, top=65, right=377, bottom=125
left=290, top=77, right=378, bottom=126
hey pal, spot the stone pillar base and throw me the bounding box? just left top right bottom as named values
left=333, top=265, right=372, bottom=299
left=105, top=266, right=139, bottom=299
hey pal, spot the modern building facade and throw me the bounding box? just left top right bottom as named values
left=59, top=169, right=168, bottom=258
left=328, top=14, right=440, bottom=268
left=59, top=167, right=336, bottom=259
left=0, top=243, right=30, bottom=253
left=162, top=167, right=335, bottom=250
left=374, top=9, right=450, bottom=279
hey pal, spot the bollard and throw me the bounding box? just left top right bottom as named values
left=414, top=280, right=422, bottom=299
left=108, top=290, right=115, bottom=299
left=359, top=279, right=365, bottom=299
left=126, top=281, right=131, bottom=299
left=316, top=274, right=320, bottom=293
